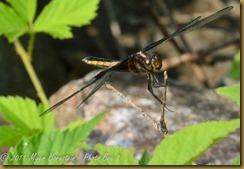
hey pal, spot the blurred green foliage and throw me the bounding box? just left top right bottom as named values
left=229, top=50, right=240, bottom=80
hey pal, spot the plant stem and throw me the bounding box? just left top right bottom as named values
left=27, top=32, right=36, bottom=59
left=13, top=40, right=49, bottom=105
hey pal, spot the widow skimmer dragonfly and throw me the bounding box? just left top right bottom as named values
left=40, top=6, right=232, bottom=117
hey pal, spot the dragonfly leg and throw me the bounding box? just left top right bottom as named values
left=147, top=72, right=169, bottom=134
left=158, top=118, right=168, bottom=135
left=152, top=73, right=166, bottom=88
left=147, top=73, right=163, bottom=105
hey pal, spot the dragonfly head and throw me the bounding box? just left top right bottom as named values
left=145, top=52, right=162, bottom=71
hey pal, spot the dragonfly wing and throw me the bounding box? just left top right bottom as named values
left=75, top=70, right=110, bottom=108
left=76, top=55, right=134, bottom=108
left=40, top=55, right=133, bottom=116
left=141, top=6, right=233, bottom=52
left=39, top=69, right=109, bottom=116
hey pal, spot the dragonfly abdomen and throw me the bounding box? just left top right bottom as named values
left=83, top=56, right=141, bottom=73
left=82, top=56, right=120, bottom=68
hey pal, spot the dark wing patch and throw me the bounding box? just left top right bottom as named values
left=40, top=55, right=133, bottom=116
left=141, top=6, right=233, bottom=52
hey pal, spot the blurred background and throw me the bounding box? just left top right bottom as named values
left=0, top=0, right=240, bottom=100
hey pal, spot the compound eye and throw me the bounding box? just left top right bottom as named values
left=153, top=61, right=159, bottom=69
left=152, top=56, right=162, bottom=70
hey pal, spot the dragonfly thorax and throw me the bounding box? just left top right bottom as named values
left=135, top=52, right=162, bottom=72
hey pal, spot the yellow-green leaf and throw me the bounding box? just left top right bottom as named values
left=88, top=144, right=138, bottom=165
left=0, top=96, right=53, bottom=132
left=229, top=50, right=240, bottom=80
left=4, top=111, right=107, bottom=165
left=0, top=2, right=27, bottom=41
left=34, top=0, right=100, bottom=39
left=148, top=119, right=240, bottom=165
left=7, top=0, right=37, bottom=23
left=216, top=84, right=240, bottom=105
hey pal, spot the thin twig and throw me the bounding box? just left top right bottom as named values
left=105, top=82, right=165, bottom=135
left=198, top=36, right=240, bottom=57
left=159, top=37, right=239, bottom=72
left=155, top=0, right=193, bottom=53
left=103, top=0, right=126, bottom=59
left=160, top=53, right=198, bottom=71
left=158, top=71, right=168, bottom=136
left=191, top=63, right=209, bottom=86
left=148, top=8, right=184, bottom=54
left=86, top=26, right=111, bottom=58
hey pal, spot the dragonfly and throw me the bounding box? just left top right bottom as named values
left=40, top=6, right=232, bottom=117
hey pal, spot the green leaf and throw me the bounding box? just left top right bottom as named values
left=4, top=111, right=107, bottom=165
left=88, top=144, right=138, bottom=165
left=148, top=119, right=240, bottom=165
left=231, top=156, right=240, bottom=165
left=0, top=96, right=54, bottom=147
left=138, top=149, right=150, bottom=165
left=75, top=111, right=107, bottom=139
left=66, top=119, right=85, bottom=130
left=0, top=2, right=28, bottom=42
left=0, top=126, right=37, bottom=147
left=34, top=0, right=100, bottom=39
left=7, top=0, right=37, bottom=23
left=78, top=141, right=92, bottom=150
left=229, top=50, right=240, bottom=80
left=0, top=96, right=54, bottom=132
left=216, top=84, right=240, bottom=105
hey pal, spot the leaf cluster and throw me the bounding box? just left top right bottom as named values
left=0, top=0, right=100, bottom=41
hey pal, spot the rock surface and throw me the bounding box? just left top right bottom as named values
left=49, top=70, right=240, bottom=165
